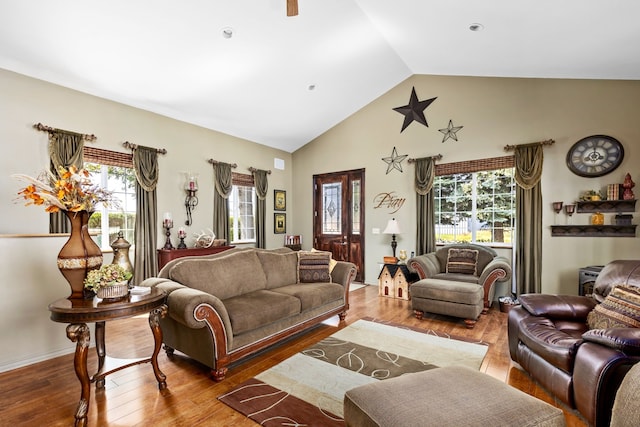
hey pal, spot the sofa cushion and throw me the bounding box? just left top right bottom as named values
left=517, top=315, right=584, bottom=373
left=271, top=283, right=344, bottom=311
left=445, top=248, right=479, bottom=275
left=168, top=250, right=267, bottom=300
left=432, top=272, right=479, bottom=284
left=256, top=251, right=298, bottom=289
left=297, top=250, right=332, bottom=283
left=223, top=290, right=302, bottom=335
left=587, top=285, right=640, bottom=329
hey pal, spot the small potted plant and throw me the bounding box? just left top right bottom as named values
left=84, top=264, right=133, bottom=300
left=580, top=190, right=602, bottom=201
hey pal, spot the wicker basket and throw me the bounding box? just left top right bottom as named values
left=97, top=282, right=129, bottom=300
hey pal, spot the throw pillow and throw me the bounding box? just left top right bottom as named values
left=587, top=284, right=640, bottom=329
left=445, top=248, right=479, bottom=276
left=311, top=247, right=338, bottom=272
left=298, top=250, right=332, bottom=283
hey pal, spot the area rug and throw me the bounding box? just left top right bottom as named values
left=218, top=318, right=488, bottom=426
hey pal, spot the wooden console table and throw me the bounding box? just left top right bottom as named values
left=157, top=245, right=235, bottom=270
left=48, top=288, right=168, bottom=427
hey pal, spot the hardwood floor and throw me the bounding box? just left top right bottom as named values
left=0, top=285, right=587, bottom=426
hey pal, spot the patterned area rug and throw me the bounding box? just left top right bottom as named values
left=218, top=318, right=489, bottom=426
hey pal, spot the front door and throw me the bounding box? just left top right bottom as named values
left=313, top=169, right=365, bottom=283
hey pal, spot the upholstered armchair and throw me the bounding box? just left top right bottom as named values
left=407, top=244, right=511, bottom=327
left=508, top=260, right=640, bottom=426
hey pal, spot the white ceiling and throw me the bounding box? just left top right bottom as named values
left=1, top=1, right=639, bottom=153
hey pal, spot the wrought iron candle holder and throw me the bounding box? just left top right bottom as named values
left=184, top=173, right=199, bottom=226
left=163, top=213, right=174, bottom=250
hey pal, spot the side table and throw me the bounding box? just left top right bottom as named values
left=49, top=288, right=168, bottom=427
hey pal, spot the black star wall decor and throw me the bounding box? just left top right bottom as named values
left=438, top=120, right=464, bottom=143
left=382, top=146, right=408, bottom=174
left=393, top=86, right=437, bottom=132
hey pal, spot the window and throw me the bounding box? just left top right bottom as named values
left=434, top=158, right=515, bottom=245
left=228, top=173, right=256, bottom=243
left=83, top=147, right=136, bottom=250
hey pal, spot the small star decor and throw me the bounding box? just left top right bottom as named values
left=438, top=120, right=464, bottom=143
left=392, top=86, right=437, bottom=132
left=382, top=146, right=408, bottom=174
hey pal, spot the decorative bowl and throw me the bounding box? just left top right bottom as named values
left=97, top=282, right=129, bottom=300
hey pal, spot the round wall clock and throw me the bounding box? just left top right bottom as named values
left=566, top=135, right=624, bottom=177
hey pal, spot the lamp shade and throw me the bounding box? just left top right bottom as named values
left=383, top=218, right=401, bottom=235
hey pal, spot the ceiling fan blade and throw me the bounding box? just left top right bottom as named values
left=287, top=0, right=298, bottom=16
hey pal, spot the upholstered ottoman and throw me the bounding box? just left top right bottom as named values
left=343, top=366, right=566, bottom=427
left=410, top=278, right=484, bottom=328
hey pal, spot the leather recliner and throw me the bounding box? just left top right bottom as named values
left=508, top=260, right=640, bottom=426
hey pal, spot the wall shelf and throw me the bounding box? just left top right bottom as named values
left=576, top=199, right=636, bottom=213
left=551, top=224, right=637, bottom=237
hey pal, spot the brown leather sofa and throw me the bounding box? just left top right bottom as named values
left=508, top=260, right=640, bottom=426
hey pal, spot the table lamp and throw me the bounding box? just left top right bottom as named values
left=383, top=218, right=401, bottom=258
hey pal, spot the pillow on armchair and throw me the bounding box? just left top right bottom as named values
left=587, top=284, right=640, bottom=329
left=445, top=248, right=479, bottom=276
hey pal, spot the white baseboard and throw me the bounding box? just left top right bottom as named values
left=0, top=347, right=76, bottom=374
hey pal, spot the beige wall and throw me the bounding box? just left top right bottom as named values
left=0, top=68, right=293, bottom=371
left=2, top=68, right=640, bottom=372
left=292, top=74, right=640, bottom=292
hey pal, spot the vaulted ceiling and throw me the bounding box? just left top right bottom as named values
left=1, top=1, right=639, bottom=152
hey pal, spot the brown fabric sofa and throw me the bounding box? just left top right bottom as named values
left=407, top=244, right=511, bottom=327
left=141, top=247, right=357, bottom=381
left=508, top=260, right=640, bottom=426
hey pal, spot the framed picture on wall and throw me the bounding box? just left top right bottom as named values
left=274, top=213, right=286, bottom=234
left=274, top=189, right=286, bottom=211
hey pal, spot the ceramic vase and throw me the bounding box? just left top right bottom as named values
left=57, top=210, right=103, bottom=299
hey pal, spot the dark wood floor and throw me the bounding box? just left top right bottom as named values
left=0, top=285, right=587, bottom=426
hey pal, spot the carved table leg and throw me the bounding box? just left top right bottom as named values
left=94, top=321, right=106, bottom=388
left=149, top=304, right=168, bottom=390
left=66, top=323, right=90, bottom=427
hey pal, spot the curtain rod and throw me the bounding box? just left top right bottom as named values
left=34, top=122, right=97, bottom=141
left=504, top=139, right=555, bottom=151
left=407, top=154, right=443, bottom=163
left=249, top=166, right=271, bottom=174
left=208, top=159, right=237, bottom=168
left=122, top=141, right=167, bottom=155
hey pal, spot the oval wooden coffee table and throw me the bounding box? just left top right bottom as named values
left=49, top=288, right=167, bottom=427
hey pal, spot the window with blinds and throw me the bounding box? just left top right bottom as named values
left=434, top=156, right=515, bottom=245
left=228, top=173, right=256, bottom=243
left=84, top=147, right=136, bottom=250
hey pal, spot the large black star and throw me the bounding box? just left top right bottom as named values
left=393, top=86, right=437, bottom=132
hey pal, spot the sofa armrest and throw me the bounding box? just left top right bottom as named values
left=164, top=287, right=232, bottom=333
left=331, top=261, right=358, bottom=288
left=519, top=294, right=597, bottom=320
left=478, top=256, right=511, bottom=307
left=583, top=328, right=640, bottom=356
left=407, top=253, right=440, bottom=279
left=573, top=341, right=638, bottom=426
left=478, top=256, right=511, bottom=286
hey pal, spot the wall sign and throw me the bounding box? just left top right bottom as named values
left=373, top=192, right=406, bottom=214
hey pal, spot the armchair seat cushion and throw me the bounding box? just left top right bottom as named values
left=433, top=272, right=479, bottom=284
left=411, top=279, right=483, bottom=306
left=223, top=290, right=301, bottom=335
left=516, top=316, right=586, bottom=373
